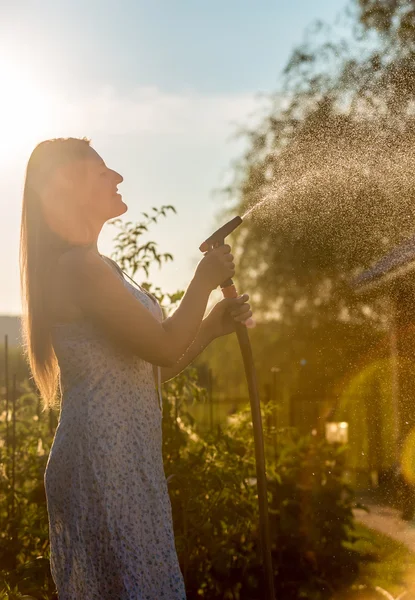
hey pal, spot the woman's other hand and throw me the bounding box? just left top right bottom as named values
left=204, top=294, right=252, bottom=338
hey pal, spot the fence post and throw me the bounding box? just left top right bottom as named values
left=11, top=374, right=17, bottom=521
left=208, top=368, right=213, bottom=431
left=4, top=335, right=9, bottom=521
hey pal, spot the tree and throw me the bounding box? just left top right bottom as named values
left=200, top=0, right=415, bottom=435
left=225, top=0, right=415, bottom=325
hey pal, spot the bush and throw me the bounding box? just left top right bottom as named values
left=162, top=374, right=361, bottom=600
left=0, top=370, right=360, bottom=600
left=0, top=381, right=57, bottom=599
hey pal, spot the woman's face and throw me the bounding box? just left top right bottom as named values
left=39, top=144, right=127, bottom=245
left=80, top=147, right=126, bottom=223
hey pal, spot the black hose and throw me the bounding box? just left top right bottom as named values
left=235, top=322, right=276, bottom=600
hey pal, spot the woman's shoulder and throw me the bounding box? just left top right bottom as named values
left=57, top=248, right=122, bottom=286
left=47, top=249, right=93, bottom=323
left=50, top=250, right=124, bottom=323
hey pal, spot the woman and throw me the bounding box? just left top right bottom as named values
left=19, top=137, right=252, bottom=599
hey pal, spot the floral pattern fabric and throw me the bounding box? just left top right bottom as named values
left=45, top=262, right=186, bottom=599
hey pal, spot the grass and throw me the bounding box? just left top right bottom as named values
left=339, top=522, right=415, bottom=598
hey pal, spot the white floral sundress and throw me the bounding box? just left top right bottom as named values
left=44, top=257, right=186, bottom=599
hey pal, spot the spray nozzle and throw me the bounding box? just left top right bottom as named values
left=198, top=216, right=255, bottom=329
left=199, top=216, right=242, bottom=253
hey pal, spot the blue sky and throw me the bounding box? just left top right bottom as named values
left=0, top=0, right=347, bottom=314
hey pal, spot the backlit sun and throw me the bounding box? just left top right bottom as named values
left=0, top=58, right=56, bottom=162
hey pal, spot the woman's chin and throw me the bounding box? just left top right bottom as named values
left=119, top=201, right=128, bottom=215
left=112, top=199, right=128, bottom=217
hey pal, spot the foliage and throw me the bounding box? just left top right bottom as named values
left=213, top=0, right=415, bottom=485
left=0, top=345, right=30, bottom=390
left=357, top=1, right=415, bottom=47
left=225, top=0, right=415, bottom=324
left=162, top=389, right=361, bottom=600
left=0, top=380, right=57, bottom=599
left=197, top=318, right=383, bottom=422
left=0, top=367, right=363, bottom=600
left=267, top=429, right=360, bottom=600
left=110, top=205, right=184, bottom=309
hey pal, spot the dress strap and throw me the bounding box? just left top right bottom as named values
left=102, top=256, right=159, bottom=306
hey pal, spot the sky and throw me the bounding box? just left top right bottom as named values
left=0, top=0, right=348, bottom=315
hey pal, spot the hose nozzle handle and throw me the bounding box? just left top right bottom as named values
left=199, top=216, right=242, bottom=253
left=199, top=216, right=255, bottom=328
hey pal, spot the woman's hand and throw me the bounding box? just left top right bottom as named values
left=204, top=294, right=252, bottom=339
left=194, top=245, right=235, bottom=292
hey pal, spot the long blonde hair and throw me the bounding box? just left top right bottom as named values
left=20, top=137, right=91, bottom=410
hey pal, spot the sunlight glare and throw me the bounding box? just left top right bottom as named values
left=0, top=58, right=57, bottom=163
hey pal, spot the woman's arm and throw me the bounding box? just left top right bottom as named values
left=161, top=294, right=252, bottom=382
left=161, top=319, right=214, bottom=382
left=59, top=245, right=235, bottom=367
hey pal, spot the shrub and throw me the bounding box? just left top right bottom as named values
left=162, top=376, right=360, bottom=600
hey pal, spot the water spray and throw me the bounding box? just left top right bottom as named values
left=200, top=216, right=276, bottom=600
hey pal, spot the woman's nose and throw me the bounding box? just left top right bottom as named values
left=113, top=170, right=123, bottom=184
